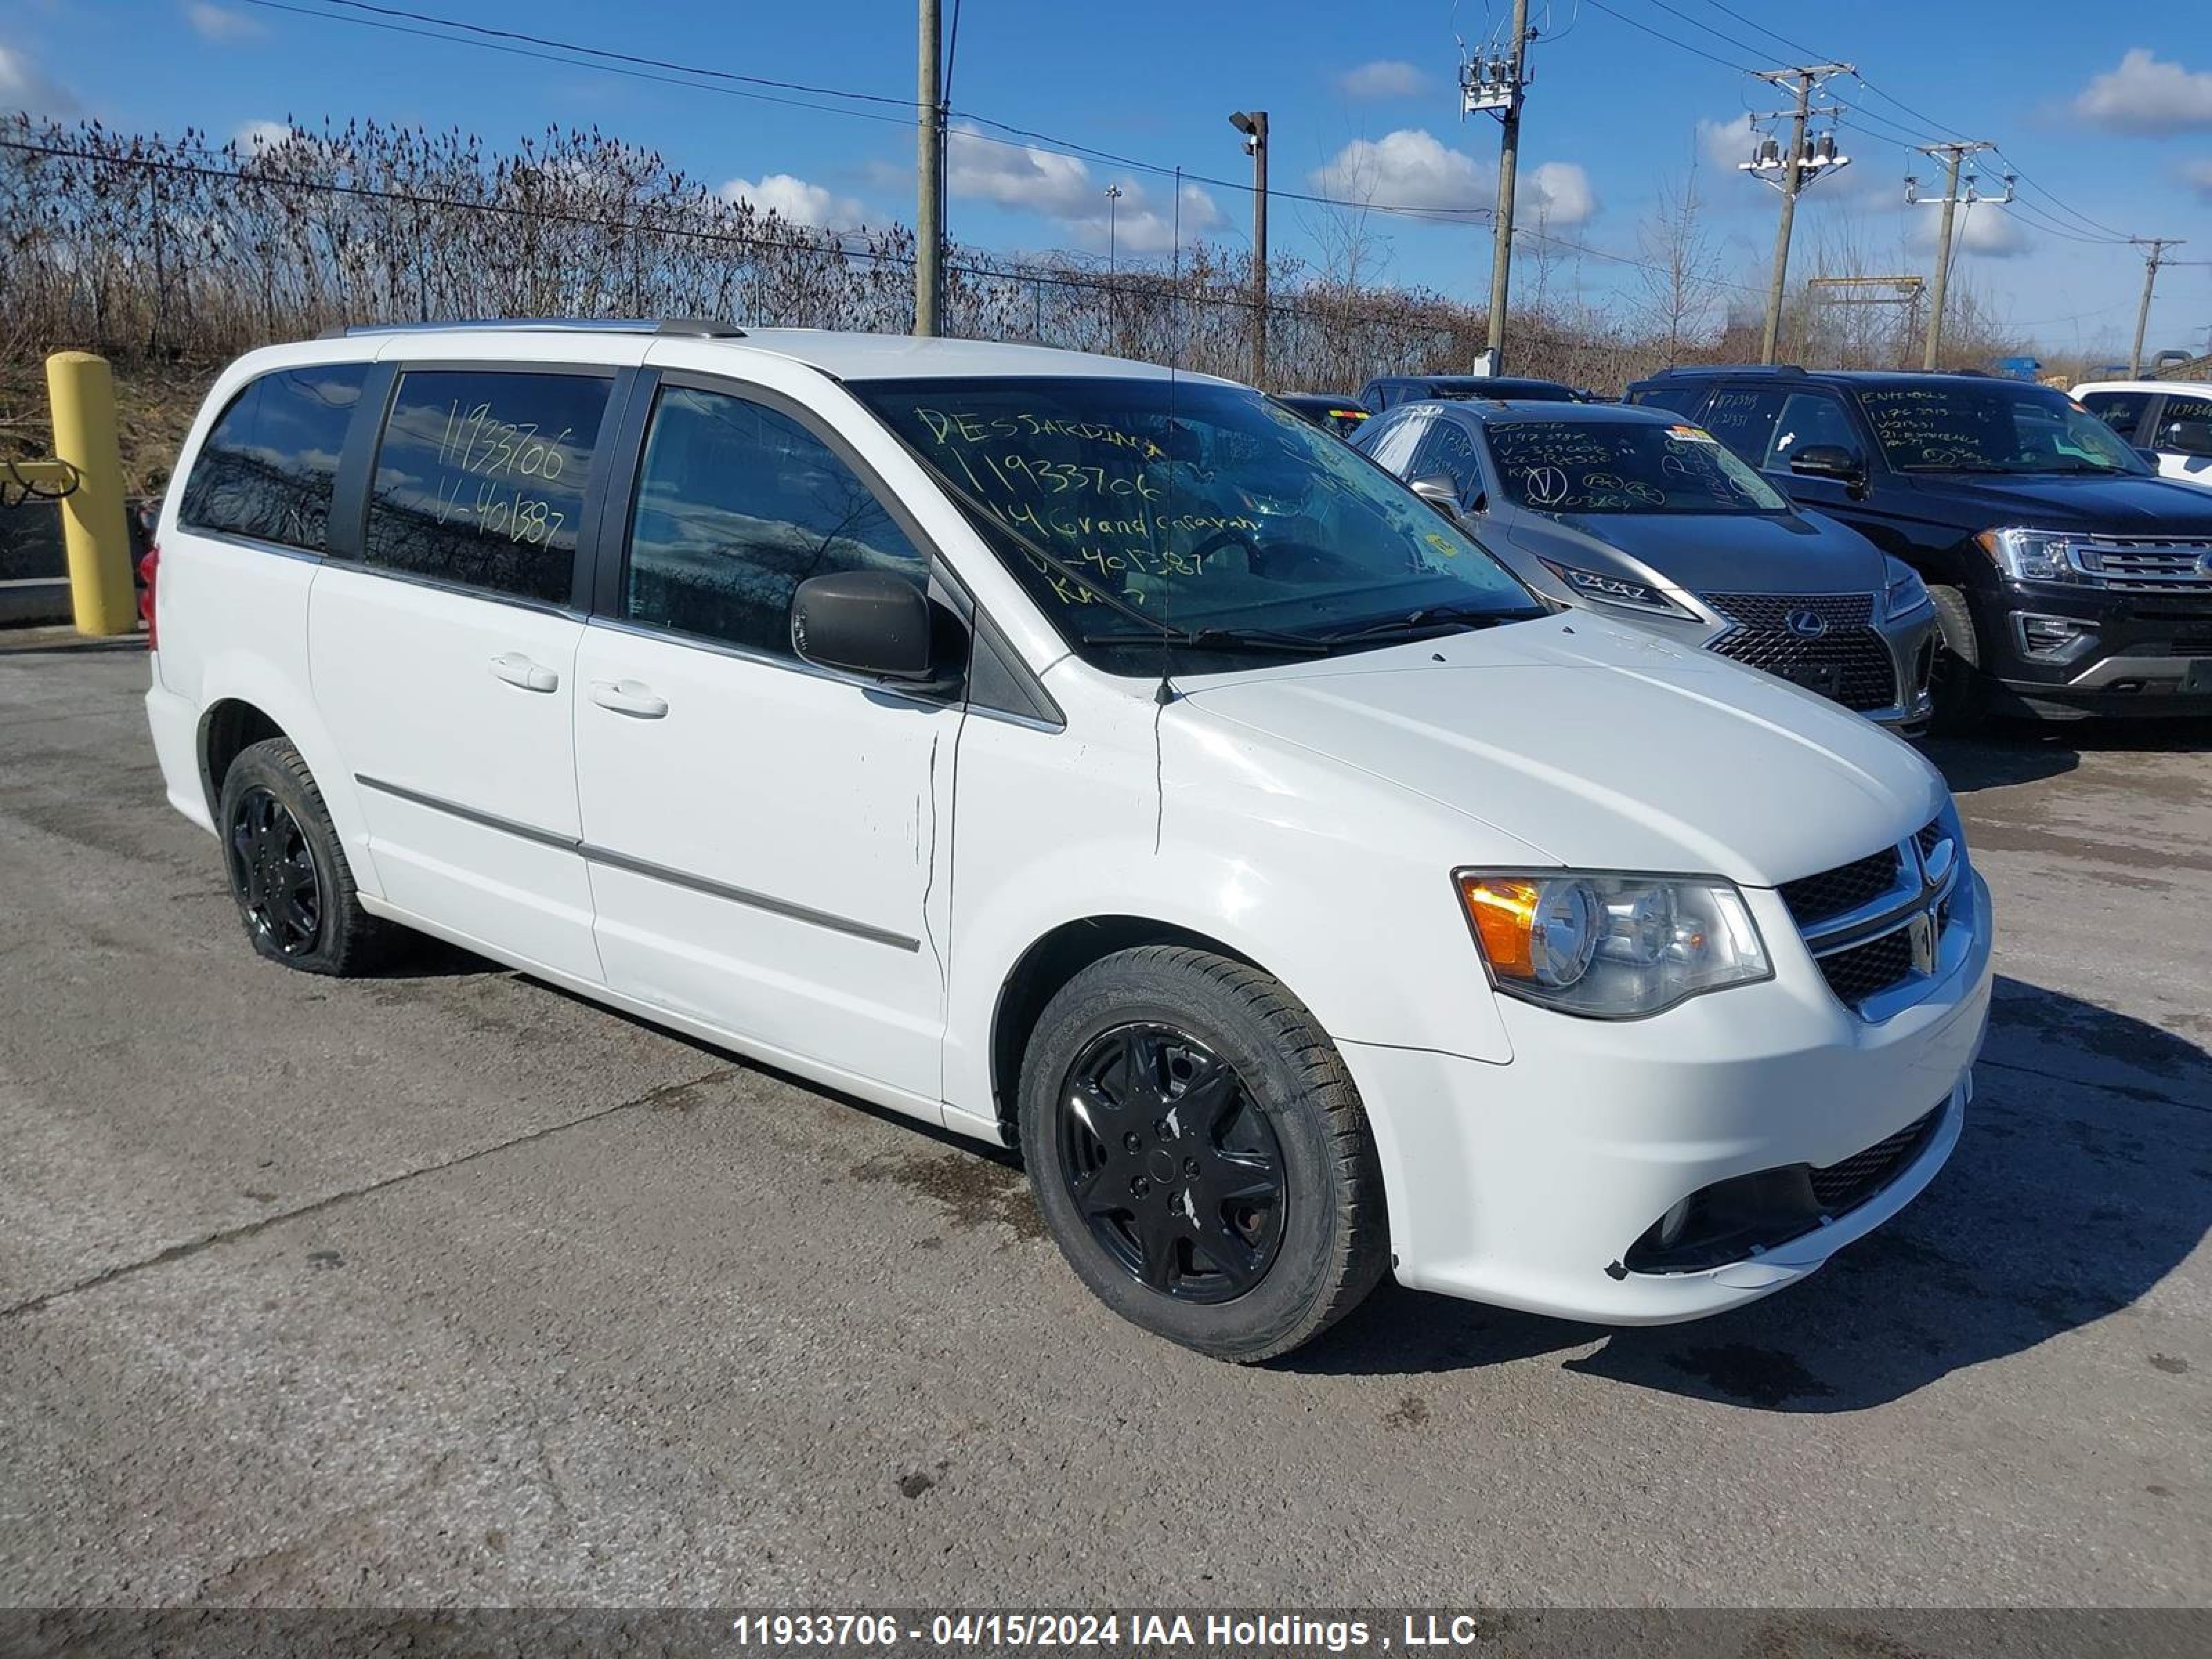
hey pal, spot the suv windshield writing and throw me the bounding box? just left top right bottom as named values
left=1487, top=418, right=1788, bottom=515
left=1857, top=382, right=2147, bottom=476
left=853, top=376, right=1541, bottom=668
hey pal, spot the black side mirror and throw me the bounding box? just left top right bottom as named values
left=2160, top=418, right=2212, bottom=458
left=791, top=570, right=956, bottom=687
left=1790, top=444, right=1867, bottom=487
left=1409, top=473, right=1465, bottom=521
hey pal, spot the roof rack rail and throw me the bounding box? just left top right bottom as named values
left=315, top=317, right=745, bottom=340
left=1656, top=362, right=1805, bottom=376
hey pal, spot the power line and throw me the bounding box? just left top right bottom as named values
left=1580, top=0, right=1759, bottom=73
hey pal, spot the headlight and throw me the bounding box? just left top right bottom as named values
left=1975, top=527, right=2088, bottom=584
left=1537, top=559, right=1696, bottom=618
left=1454, top=870, right=1771, bottom=1018
left=1883, top=559, right=1931, bottom=618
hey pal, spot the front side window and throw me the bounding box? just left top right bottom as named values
left=1405, top=413, right=1485, bottom=504
left=2158, top=395, right=2212, bottom=456
left=623, top=385, right=929, bottom=658
left=1856, top=382, right=2149, bottom=476
left=2077, top=390, right=2152, bottom=439
left=180, top=362, right=369, bottom=552
left=1762, top=392, right=1860, bottom=469
left=852, top=376, right=1541, bottom=671
left=364, top=369, right=610, bottom=603
left=1487, top=417, right=1788, bottom=515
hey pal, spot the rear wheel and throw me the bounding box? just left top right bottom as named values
left=218, top=738, right=398, bottom=975
left=1018, top=946, right=1389, bottom=1362
left=1926, top=584, right=1992, bottom=734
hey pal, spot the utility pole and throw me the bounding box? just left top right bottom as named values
left=1228, top=111, right=1268, bottom=386
left=1744, top=64, right=1853, bottom=364
left=1461, top=0, right=1531, bottom=373
left=915, top=0, right=944, bottom=337
left=1908, top=141, right=2005, bottom=369
left=2129, top=238, right=2185, bottom=376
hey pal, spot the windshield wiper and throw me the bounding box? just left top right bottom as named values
left=1078, top=625, right=1333, bottom=655
left=1313, top=604, right=1545, bottom=644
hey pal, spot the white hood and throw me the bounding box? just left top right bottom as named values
left=1176, top=615, right=1945, bottom=888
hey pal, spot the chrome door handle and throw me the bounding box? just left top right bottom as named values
left=489, top=652, right=560, bottom=693
left=589, top=679, right=669, bottom=719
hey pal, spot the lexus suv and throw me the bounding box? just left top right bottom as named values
left=1354, top=399, right=1937, bottom=731
left=1627, top=366, right=2212, bottom=726
left=144, top=321, right=1990, bottom=1361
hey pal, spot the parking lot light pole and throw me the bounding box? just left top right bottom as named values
left=1229, top=110, right=1268, bottom=387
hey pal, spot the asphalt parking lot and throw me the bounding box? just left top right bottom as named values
left=1, top=632, right=2207, bottom=1610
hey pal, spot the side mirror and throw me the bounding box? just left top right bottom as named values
left=1790, top=444, right=1867, bottom=487
left=2160, top=418, right=2212, bottom=458
left=791, top=570, right=956, bottom=687
left=1409, top=473, right=1465, bottom=521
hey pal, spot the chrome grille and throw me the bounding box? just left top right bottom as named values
left=1702, top=591, right=1897, bottom=713
left=1817, top=928, right=1914, bottom=1006
left=2068, top=538, right=2212, bottom=592
left=1780, top=848, right=1902, bottom=928
left=1790, top=816, right=1954, bottom=1015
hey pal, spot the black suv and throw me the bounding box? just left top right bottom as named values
left=1624, top=366, right=2212, bottom=726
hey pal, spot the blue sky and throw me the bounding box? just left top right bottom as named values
left=7, top=0, right=2210, bottom=357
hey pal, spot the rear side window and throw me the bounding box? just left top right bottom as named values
left=1631, top=383, right=1707, bottom=415
left=621, top=384, right=929, bottom=659
left=364, top=369, right=611, bottom=605
left=1696, top=385, right=1790, bottom=464
left=180, top=363, right=370, bottom=552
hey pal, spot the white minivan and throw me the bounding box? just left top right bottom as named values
left=144, top=320, right=1992, bottom=1361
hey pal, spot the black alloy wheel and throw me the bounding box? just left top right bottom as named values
left=1056, top=1024, right=1286, bottom=1303
left=226, top=785, right=322, bottom=957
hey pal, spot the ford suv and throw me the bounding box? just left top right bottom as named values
left=1628, top=366, right=2212, bottom=726
left=144, top=321, right=1991, bottom=1360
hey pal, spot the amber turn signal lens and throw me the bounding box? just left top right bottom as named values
left=1459, top=875, right=1541, bottom=978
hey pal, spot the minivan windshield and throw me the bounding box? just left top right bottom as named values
left=1857, top=382, right=2150, bottom=476
left=854, top=376, right=1545, bottom=670
left=1485, top=416, right=1790, bottom=514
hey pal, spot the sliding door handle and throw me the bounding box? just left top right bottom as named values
left=489, top=652, right=560, bottom=693
left=589, top=679, right=669, bottom=719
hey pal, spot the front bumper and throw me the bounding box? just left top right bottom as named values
left=1977, top=581, right=2212, bottom=718
left=1338, top=870, right=1993, bottom=1325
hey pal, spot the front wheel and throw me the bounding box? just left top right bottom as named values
left=1018, top=946, right=1389, bottom=1362
left=1926, top=584, right=1993, bottom=734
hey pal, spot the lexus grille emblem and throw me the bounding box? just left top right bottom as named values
left=1784, top=608, right=1830, bottom=640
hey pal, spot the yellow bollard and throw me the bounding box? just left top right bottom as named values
left=45, top=351, right=137, bottom=637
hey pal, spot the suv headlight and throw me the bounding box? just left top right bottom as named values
left=1537, top=559, right=1696, bottom=619
left=1975, top=527, right=2088, bottom=584
left=1884, top=559, right=1932, bottom=618
left=1454, top=870, right=1771, bottom=1019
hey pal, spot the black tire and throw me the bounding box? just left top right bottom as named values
left=217, top=736, right=399, bottom=975
left=1018, top=946, right=1389, bottom=1362
left=1926, top=583, right=1993, bottom=735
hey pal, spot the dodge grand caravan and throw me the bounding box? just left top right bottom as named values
left=145, top=321, right=1992, bottom=1361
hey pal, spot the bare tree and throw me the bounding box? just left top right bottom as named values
left=1633, top=160, right=1723, bottom=366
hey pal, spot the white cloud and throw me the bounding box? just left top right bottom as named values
left=946, top=125, right=1221, bottom=253
left=1311, top=128, right=1488, bottom=212
left=0, top=43, right=77, bottom=116
left=1338, top=60, right=1427, bottom=100
left=1906, top=202, right=2030, bottom=259
left=1698, top=113, right=1756, bottom=174
left=185, top=2, right=264, bottom=41
left=234, top=120, right=294, bottom=151
left=2185, top=158, right=2212, bottom=198
left=1526, top=160, right=1597, bottom=228
left=719, top=172, right=866, bottom=229
left=1308, top=129, right=1593, bottom=227
left=2076, top=48, right=2212, bottom=134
